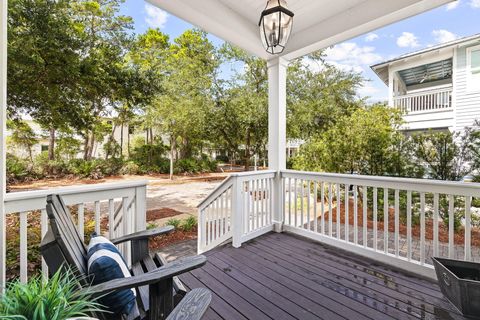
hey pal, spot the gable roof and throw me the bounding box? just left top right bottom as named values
left=371, top=33, right=480, bottom=85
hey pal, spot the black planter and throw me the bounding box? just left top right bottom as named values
left=432, top=257, right=480, bottom=318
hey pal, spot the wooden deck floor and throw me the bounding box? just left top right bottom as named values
left=179, top=232, right=469, bottom=320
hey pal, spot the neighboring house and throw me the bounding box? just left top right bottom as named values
left=371, top=33, right=480, bottom=133
left=6, top=119, right=145, bottom=159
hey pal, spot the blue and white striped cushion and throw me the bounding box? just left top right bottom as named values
left=87, top=236, right=136, bottom=315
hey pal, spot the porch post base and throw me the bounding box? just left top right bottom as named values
left=273, top=221, right=283, bottom=233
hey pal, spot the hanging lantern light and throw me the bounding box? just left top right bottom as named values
left=259, top=0, right=294, bottom=55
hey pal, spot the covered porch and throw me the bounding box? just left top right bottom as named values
left=1, top=0, right=476, bottom=319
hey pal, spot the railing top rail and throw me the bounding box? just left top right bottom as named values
left=197, top=170, right=277, bottom=209
left=281, top=170, right=480, bottom=196
left=394, top=87, right=452, bottom=99
left=5, top=180, right=148, bottom=202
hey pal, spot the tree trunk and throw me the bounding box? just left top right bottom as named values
left=48, top=128, right=56, bottom=161
left=170, top=136, right=175, bottom=180
left=244, top=129, right=251, bottom=172
left=87, top=133, right=95, bottom=160
left=120, top=123, right=124, bottom=157
left=83, top=133, right=89, bottom=160
left=127, top=128, right=130, bottom=158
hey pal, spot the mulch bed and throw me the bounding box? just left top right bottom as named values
left=147, top=208, right=184, bottom=221
left=149, top=228, right=197, bottom=250
left=323, top=199, right=480, bottom=246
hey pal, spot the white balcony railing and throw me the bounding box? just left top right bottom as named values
left=3, top=180, right=147, bottom=284
left=197, top=170, right=276, bottom=253
left=199, top=170, right=480, bottom=279
left=394, top=87, right=452, bottom=114
left=281, top=170, right=480, bottom=279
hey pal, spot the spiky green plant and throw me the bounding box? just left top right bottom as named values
left=0, top=268, right=105, bottom=320
left=165, top=218, right=181, bottom=229
left=181, top=216, right=197, bottom=232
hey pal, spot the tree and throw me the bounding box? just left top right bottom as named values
left=209, top=44, right=268, bottom=171
left=412, top=130, right=472, bottom=181
left=287, top=54, right=364, bottom=140
left=71, top=0, right=135, bottom=160
left=292, top=105, right=414, bottom=176
left=8, top=0, right=84, bottom=161
left=6, top=120, right=38, bottom=162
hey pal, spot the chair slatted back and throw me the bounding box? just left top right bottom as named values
left=46, top=194, right=88, bottom=277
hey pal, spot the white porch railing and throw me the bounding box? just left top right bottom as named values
left=197, top=170, right=276, bottom=253
left=394, top=87, right=452, bottom=114
left=281, top=170, right=480, bottom=279
left=3, top=180, right=147, bottom=284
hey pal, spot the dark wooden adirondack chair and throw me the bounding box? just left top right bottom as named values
left=40, top=194, right=211, bottom=320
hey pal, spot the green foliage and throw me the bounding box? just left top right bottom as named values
left=293, top=105, right=417, bottom=177
left=165, top=218, right=181, bottom=229
left=174, top=156, right=217, bottom=174
left=6, top=120, right=38, bottom=162
left=6, top=154, right=30, bottom=182
left=181, top=216, right=197, bottom=232
left=130, top=143, right=169, bottom=173
left=0, top=268, right=104, bottom=320
left=411, top=130, right=473, bottom=181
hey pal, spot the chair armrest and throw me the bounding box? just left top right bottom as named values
left=86, top=255, right=206, bottom=295
left=110, top=226, right=174, bottom=245
left=166, top=288, right=212, bottom=320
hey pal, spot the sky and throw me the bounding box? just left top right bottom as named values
left=120, top=0, right=480, bottom=103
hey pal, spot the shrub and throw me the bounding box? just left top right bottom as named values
left=181, top=216, right=197, bottom=232
left=6, top=153, right=29, bottom=182
left=120, top=161, right=141, bottom=175
left=174, top=156, right=217, bottom=174
left=0, top=268, right=104, bottom=320
left=165, top=218, right=181, bottom=229
left=33, top=153, right=68, bottom=177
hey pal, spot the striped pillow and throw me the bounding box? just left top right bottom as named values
left=87, top=235, right=136, bottom=315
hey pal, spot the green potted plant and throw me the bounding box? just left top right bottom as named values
left=0, top=268, right=105, bottom=320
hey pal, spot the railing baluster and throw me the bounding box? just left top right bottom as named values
left=353, top=186, right=358, bottom=245
left=95, top=200, right=101, bottom=235
left=384, top=188, right=389, bottom=254
left=362, top=186, right=367, bottom=247
left=336, top=184, right=341, bottom=239
left=345, top=184, right=349, bottom=242
left=261, top=178, right=266, bottom=227
left=288, top=177, right=292, bottom=226
left=465, top=196, right=472, bottom=261
left=373, top=187, right=378, bottom=251
left=41, top=208, right=48, bottom=278
left=300, top=179, right=304, bottom=228
left=394, top=189, right=399, bottom=257
left=20, top=211, right=28, bottom=283
left=307, top=180, right=311, bottom=231
left=448, top=194, right=454, bottom=259
left=433, top=193, right=439, bottom=257
left=294, top=178, right=298, bottom=227
left=328, top=183, right=332, bottom=237
left=407, top=191, right=412, bottom=261
left=78, top=203, right=85, bottom=241
left=420, top=192, right=426, bottom=264
left=314, top=181, right=318, bottom=233
left=321, top=182, right=325, bottom=235
left=108, top=200, right=114, bottom=239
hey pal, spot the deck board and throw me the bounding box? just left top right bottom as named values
left=179, top=232, right=469, bottom=320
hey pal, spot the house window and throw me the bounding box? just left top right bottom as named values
left=41, top=145, right=48, bottom=152
left=467, top=45, right=480, bottom=91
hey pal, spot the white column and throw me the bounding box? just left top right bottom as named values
left=267, top=57, right=287, bottom=232
left=0, top=0, right=7, bottom=291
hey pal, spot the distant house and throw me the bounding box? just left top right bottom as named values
left=371, top=33, right=480, bottom=133
left=6, top=119, right=145, bottom=159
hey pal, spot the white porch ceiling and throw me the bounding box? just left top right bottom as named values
left=144, top=0, right=451, bottom=60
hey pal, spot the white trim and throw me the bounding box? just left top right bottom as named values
left=452, top=46, right=458, bottom=132
left=283, top=225, right=436, bottom=280
left=466, top=44, right=480, bottom=93
left=0, top=0, right=6, bottom=291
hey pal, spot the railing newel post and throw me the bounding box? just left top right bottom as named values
left=232, top=176, right=244, bottom=248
